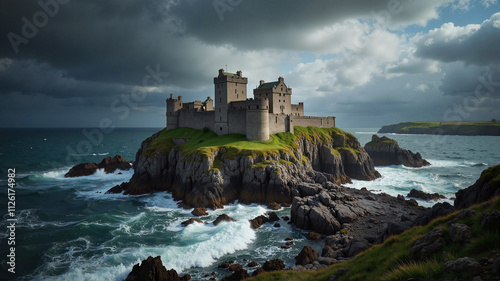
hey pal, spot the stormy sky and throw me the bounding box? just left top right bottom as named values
left=0, top=0, right=499, bottom=128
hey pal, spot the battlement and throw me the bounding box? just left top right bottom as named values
left=246, top=98, right=269, bottom=110
left=214, top=69, right=248, bottom=84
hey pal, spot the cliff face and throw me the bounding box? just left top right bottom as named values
left=455, top=164, right=500, bottom=209
left=364, top=135, right=430, bottom=168
left=111, top=127, right=380, bottom=209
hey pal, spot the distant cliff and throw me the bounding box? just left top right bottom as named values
left=378, top=121, right=500, bottom=136
left=108, top=127, right=380, bottom=209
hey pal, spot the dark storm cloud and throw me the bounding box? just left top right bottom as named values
left=414, top=12, right=500, bottom=65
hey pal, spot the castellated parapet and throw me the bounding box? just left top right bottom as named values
left=166, top=69, right=336, bottom=141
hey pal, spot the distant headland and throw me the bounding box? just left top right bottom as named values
left=378, top=121, right=500, bottom=136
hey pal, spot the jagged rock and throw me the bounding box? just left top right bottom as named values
left=409, top=227, right=447, bottom=261
left=267, top=202, right=281, bottom=210
left=298, top=182, right=322, bottom=197
left=444, top=257, right=482, bottom=275
left=306, top=232, right=322, bottom=241
left=218, top=262, right=230, bottom=269
left=213, top=214, right=236, bottom=226
left=228, top=264, right=243, bottom=272
left=180, top=274, right=191, bottom=281
left=449, top=223, right=472, bottom=242
left=322, top=245, right=335, bottom=258
left=251, top=268, right=265, bottom=277
left=65, top=155, right=131, bottom=177
left=481, top=210, right=500, bottom=231
left=125, top=256, right=179, bottom=281
left=413, top=202, right=454, bottom=226
left=268, top=212, right=280, bottom=222
left=221, top=268, right=250, bottom=281
left=407, top=189, right=445, bottom=201
left=249, top=215, right=268, bottom=229
left=295, top=246, right=319, bottom=265
left=455, top=164, right=500, bottom=209
left=191, top=208, right=208, bottom=217
left=111, top=128, right=380, bottom=209
left=364, top=135, right=430, bottom=167
left=262, top=259, right=285, bottom=271
left=247, top=261, right=258, bottom=267
left=180, top=218, right=204, bottom=227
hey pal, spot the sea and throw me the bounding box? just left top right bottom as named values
left=0, top=127, right=499, bottom=281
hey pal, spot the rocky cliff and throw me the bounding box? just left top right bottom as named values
left=107, top=127, right=380, bottom=209
left=364, top=135, right=430, bottom=167
left=455, top=164, right=500, bottom=209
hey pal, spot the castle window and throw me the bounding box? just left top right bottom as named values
left=235, top=89, right=237, bottom=93
left=275, top=116, right=278, bottom=123
left=220, top=127, right=222, bottom=131
left=256, top=105, right=259, bottom=109
left=237, top=94, right=238, bottom=98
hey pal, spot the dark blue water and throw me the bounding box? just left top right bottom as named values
left=0, top=128, right=498, bottom=280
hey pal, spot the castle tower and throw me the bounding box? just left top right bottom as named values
left=254, top=76, right=292, bottom=115
left=166, top=93, right=182, bottom=130
left=246, top=98, right=269, bottom=141
left=213, top=69, right=248, bottom=135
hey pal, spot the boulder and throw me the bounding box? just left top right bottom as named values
left=218, top=262, right=230, bottom=269
left=481, top=210, right=500, bottom=231
left=228, top=264, right=243, bottom=272
left=213, top=214, right=236, bottom=226
left=295, top=246, right=319, bottom=266
left=251, top=268, right=265, bottom=277
left=262, top=259, right=285, bottom=271
left=444, top=257, right=481, bottom=276
left=455, top=164, right=500, bottom=209
left=125, top=256, right=179, bottom=281
left=191, top=208, right=208, bottom=217
left=306, top=232, right=322, bottom=241
left=249, top=215, right=268, bottom=229
left=268, top=212, right=280, bottom=222
left=267, top=202, right=281, bottom=210
left=449, top=223, right=472, bottom=242
left=180, top=218, right=204, bottom=227
left=413, top=202, right=454, bottom=226
left=364, top=135, right=430, bottom=168
left=65, top=155, right=131, bottom=177
left=344, top=238, right=370, bottom=257
left=407, top=189, right=445, bottom=201
left=409, top=227, right=447, bottom=261
left=247, top=261, right=258, bottom=267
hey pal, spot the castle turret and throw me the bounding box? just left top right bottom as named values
left=166, top=93, right=182, bottom=129
left=213, top=69, right=248, bottom=135
left=246, top=98, right=269, bottom=141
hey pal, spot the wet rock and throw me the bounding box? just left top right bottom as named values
left=284, top=237, right=294, bottom=241
left=262, top=259, right=285, bottom=271
left=249, top=215, right=268, bottom=229
left=273, top=223, right=280, bottom=227
left=180, top=218, right=204, bottom=227
left=213, top=214, right=236, bottom=226
left=407, top=189, right=445, bottom=201
left=306, top=232, right=322, bottom=241
left=449, top=223, right=473, bottom=242
left=267, top=202, right=281, bottom=210
left=191, top=208, right=208, bottom=217
left=66, top=155, right=131, bottom=177
left=295, top=246, right=319, bottom=266
left=409, top=227, right=447, bottom=261
left=247, top=261, right=258, bottom=267
left=218, top=262, right=230, bottom=269
left=268, top=212, right=280, bottom=222
left=125, top=256, right=179, bottom=281
left=251, top=268, right=265, bottom=277
left=180, top=274, right=191, bottom=281
left=221, top=268, right=250, bottom=281
left=228, top=264, right=243, bottom=272
left=444, top=257, right=481, bottom=276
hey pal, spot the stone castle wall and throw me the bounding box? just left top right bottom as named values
left=178, top=110, right=215, bottom=130
left=291, top=116, right=336, bottom=129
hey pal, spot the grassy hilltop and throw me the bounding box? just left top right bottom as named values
left=378, top=121, right=500, bottom=136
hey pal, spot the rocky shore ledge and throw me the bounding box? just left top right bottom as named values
left=106, top=127, right=380, bottom=209
left=364, top=135, right=430, bottom=167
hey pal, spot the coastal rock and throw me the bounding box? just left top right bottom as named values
left=455, top=164, right=500, bottom=209
left=412, top=202, right=454, bottom=226
left=125, top=256, right=179, bottom=281
left=247, top=261, right=258, bottom=267
left=295, top=246, right=319, bottom=266
left=407, top=189, right=445, bottom=201
left=65, top=155, right=131, bottom=177
left=249, top=215, right=268, bottom=229
left=409, top=227, right=447, bottom=261
left=110, top=128, right=380, bottom=209
left=364, top=135, right=430, bottom=168
left=449, top=223, right=472, bottom=242
left=228, top=264, right=243, bottom=272
left=444, top=257, right=482, bottom=276
left=221, top=268, right=250, bottom=281
left=262, top=259, right=285, bottom=271
left=213, top=214, right=236, bottom=226
left=306, top=232, right=322, bottom=241
left=191, top=208, right=208, bottom=217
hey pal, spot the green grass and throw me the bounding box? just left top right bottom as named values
left=248, top=197, right=500, bottom=281
left=479, top=164, right=500, bottom=187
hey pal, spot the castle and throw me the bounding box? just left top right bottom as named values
left=166, top=69, right=336, bottom=141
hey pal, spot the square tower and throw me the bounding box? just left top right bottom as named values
left=213, top=69, right=248, bottom=135
left=253, top=76, right=292, bottom=115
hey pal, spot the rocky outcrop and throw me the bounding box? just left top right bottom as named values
left=407, top=189, right=445, bottom=201
left=213, top=214, right=236, bottom=226
left=125, top=256, right=189, bottom=281
left=65, top=155, right=131, bottom=177
left=295, top=246, right=319, bottom=266
left=364, top=135, right=430, bottom=167
left=412, top=202, right=455, bottom=226
left=108, top=128, right=380, bottom=209
left=455, top=164, right=500, bottom=209
left=409, top=227, right=447, bottom=261
left=444, top=257, right=482, bottom=276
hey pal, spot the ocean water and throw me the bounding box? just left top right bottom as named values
left=0, top=128, right=499, bottom=280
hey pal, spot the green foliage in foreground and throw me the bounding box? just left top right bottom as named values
left=249, top=198, right=500, bottom=281
left=479, top=164, right=500, bottom=188
left=141, top=126, right=358, bottom=160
